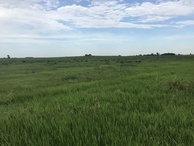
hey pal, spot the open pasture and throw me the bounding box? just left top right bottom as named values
left=0, top=55, right=194, bottom=145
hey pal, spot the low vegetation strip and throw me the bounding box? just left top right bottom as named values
left=0, top=55, right=194, bottom=145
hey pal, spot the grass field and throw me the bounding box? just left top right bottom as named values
left=0, top=55, right=194, bottom=145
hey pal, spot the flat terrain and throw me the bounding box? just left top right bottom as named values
left=0, top=55, right=194, bottom=145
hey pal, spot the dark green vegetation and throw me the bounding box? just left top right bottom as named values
left=0, top=55, right=194, bottom=146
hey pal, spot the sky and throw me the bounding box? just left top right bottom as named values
left=0, top=0, right=194, bottom=58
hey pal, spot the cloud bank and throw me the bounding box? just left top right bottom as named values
left=0, top=0, right=194, bottom=38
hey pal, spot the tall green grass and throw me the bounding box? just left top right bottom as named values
left=0, top=55, right=194, bottom=145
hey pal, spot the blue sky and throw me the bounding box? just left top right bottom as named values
left=0, top=0, right=194, bottom=57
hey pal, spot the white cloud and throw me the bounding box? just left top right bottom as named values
left=138, top=15, right=172, bottom=23
left=125, top=1, right=194, bottom=17
left=176, top=20, right=194, bottom=27
left=55, top=0, right=194, bottom=28
left=181, top=0, right=194, bottom=6
left=0, top=0, right=194, bottom=38
left=0, top=7, right=71, bottom=35
left=0, top=0, right=59, bottom=9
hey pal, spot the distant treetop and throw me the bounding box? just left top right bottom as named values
left=161, top=53, right=176, bottom=56
left=85, top=54, right=92, bottom=57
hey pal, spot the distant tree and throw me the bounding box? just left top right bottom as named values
left=85, top=54, right=92, bottom=57
left=161, top=53, right=176, bottom=56
left=156, top=52, right=160, bottom=56
left=7, top=55, right=10, bottom=59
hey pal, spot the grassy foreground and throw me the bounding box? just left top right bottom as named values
left=0, top=55, right=194, bottom=146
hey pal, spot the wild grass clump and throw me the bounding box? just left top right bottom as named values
left=0, top=90, right=15, bottom=105
left=62, top=75, right=77, bottom=81
left=167, top=78, right=194, bottom=92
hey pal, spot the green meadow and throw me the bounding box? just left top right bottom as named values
left=0, top=55, right=194, bottom=145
